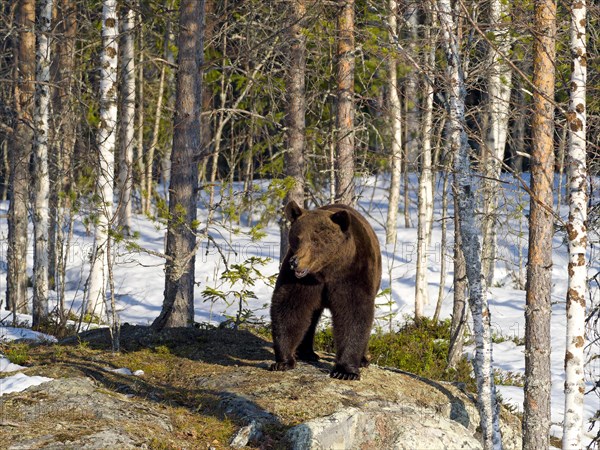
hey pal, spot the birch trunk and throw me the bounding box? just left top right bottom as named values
left=385, top=0, right=402, bottom=245
left=32, top=0, right=53, bottom=328
left=334, top=0, right=355, bottom=206
left=562, top=0, right=587, bottom=446
left=280, top=0, right=307, bottom=261
left=152, top=0, right=204, bottom=330
left=523, top=0, right=556, bottom=446
left=86, top=0, right=119, bottom=318
left=481, top=0, right=512, bottom=285
left=415, top=16, right=435, bottom=316
left=448, top=199, right=468, bottom=369
left=118, top=7, right=135, bottom=233
left=7, top=0, right=35, bottom=316
left=436, top=0, right=502, bottom=447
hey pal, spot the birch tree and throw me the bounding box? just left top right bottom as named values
left=117, top=7, right=135, bottom=233
left=385, top=0, right=402, bottom=245
left=86, top=0, right=119, bottom=318
left=415, top=8, right=434, bottom=318
left=280, top=0, right=307, bottom=261
left=436, top=0, right=502, bottom=447
left=562, top=0, right=587, bottom=446
left=334, top=0, right=355, bottom=206
left=481, top=0, right=512, bottom=285
left=32, top=0, right=53, bottom=328
left=152, top=0, right=205, bottom=330
left=7, top=0, right=35, bottom=316
left=523, top=0, right=556, bottom=446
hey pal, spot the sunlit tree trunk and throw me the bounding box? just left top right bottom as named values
left=562, top=0, right=587, bottom=446
left=152, top=0, right=205, bottom=330
left=32, top=0, right=53, bottom=327
left=481, top=0, right=512, bottom=285
left=415, top=12, right=434, bottom=317
left=118, top=7, right=135, bottom=233
left=437, top=0, right=502, bottom=447
left=523, top=0, right=556, bottom=447
left=86, top=0, right=119, bottom=318
left=334, top=0, right=355, bottom=206
left=7, top=0, right=35, bottom=316
left=280, top=0, right=307, bottom=261
left=385, top=0, right=402, bottom=246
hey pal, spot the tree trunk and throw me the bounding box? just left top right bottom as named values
left=437, top=0, right=502, bottom=447
left=415, top=13, right=434, bottom=317
left=144, top=12, right=171, bottom=213
left=334, top=0, right=355, bottom=206
left=448, top=198, right=467, bottom=368
left=385, top=0, right=402, bottom=246
left=86, top=0, right=119, bottom=318
left=152, top=0, right=205, bottom=330
left=48, top=0, right=77, bottom=297
left=32, top=0, right=53, bottom=328
left=404, top=3, right=420, bottom=170
left=562, top=0, right=587, bottom=446
left=136, top=10, right=146, bottom=212
left=523, top=0, right=556, bottom=447
left=7, top=0, right=35, bottom=316
left=481, top=0, right=512, bottom=286
left=117, top=6, right=135, bottom=233
left=280, top=0, right=307, bottom=261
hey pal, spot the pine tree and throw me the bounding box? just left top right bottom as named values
left=152, top=0, right=205, bottom=330
left=523, top=0, right=556, bottom=447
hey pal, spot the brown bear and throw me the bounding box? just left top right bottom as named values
left=270, top=201, right=382, bottom=380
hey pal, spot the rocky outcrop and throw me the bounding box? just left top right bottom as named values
left=1, top=325, right=522, bottom=449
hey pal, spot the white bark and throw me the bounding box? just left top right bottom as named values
left=87, top=0, right=118, bottom=318
left=118, top=7, right=135, bottom=233
left=563, top=0, right=587, bottom=447
left=32, top=0, right=53, bottom=327
left=436, top=1, right=502, bottom=448
left=415, top=17, right=434, bottom=315
left=385, top=0, right=402, bottom=245
left=481, top=0, right=512, bottom=285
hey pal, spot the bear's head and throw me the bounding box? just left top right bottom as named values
left=285, top=201, right=351, bottom=279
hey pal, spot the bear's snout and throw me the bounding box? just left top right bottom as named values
left=290, top=255, right=309, bottom=278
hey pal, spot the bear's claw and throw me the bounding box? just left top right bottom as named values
left=270, top=361, right=296, bottom=371
left=329, top=369, right=360, bottom=381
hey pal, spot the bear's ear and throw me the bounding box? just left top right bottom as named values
left=331, top=210, right=350, bottom=232
left=285, top=200, right=305, bottom=223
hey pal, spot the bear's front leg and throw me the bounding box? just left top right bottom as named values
left=270, top=282, right=323, bottom=372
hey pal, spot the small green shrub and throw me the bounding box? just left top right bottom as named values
left=4, top=343, right=30, bottom=365
left=314, top=317, right=475, bottom=390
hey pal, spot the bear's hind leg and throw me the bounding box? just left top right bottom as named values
left=329, top=292, right=374, bottom=380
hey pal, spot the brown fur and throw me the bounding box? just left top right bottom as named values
left=270, top=201, right=382, bottom=380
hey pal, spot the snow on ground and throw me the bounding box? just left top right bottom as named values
left=0, top=353, right=53, bottom=397
left=0, top=173, right=599, bottom=445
